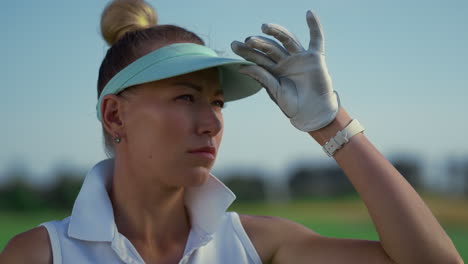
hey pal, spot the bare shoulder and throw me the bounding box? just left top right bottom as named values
left=0, top=226, right=52, bottom=264
left=239, top=213, right=317, bottom=264
left=239, top=214, right=394, bottom=264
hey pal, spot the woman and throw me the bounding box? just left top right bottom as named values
left=0, top=0, right=462, bottom=263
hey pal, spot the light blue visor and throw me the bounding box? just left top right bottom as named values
left=96, top=43, right=262, bottom=121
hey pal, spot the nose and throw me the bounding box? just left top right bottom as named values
left=196, top=104, right=223, bottom=136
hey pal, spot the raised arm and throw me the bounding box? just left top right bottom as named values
left=308, top=106, right=461, bottom=263
left=231, top=10, right=462, bottom=264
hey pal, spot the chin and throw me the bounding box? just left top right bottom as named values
left=184, top=167, right=211, bottom=187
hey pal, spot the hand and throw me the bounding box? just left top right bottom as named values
left=231, top=10, right=341, bottom=132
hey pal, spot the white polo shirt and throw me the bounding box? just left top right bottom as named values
left=40, top=159, right=262, bottom=264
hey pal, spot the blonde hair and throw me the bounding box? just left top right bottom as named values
left=101, top=0, right=157, bottom=46
left=97, top=0, right=205, bottom=158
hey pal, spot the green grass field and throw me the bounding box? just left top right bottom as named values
left=1, top=196, right=467, bottom=261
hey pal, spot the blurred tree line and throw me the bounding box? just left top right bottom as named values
left=0, top=168, right=83, bottom=211
left=225, top=155, right=425, bottom=202
left=1, top=155, right=467, bottom=210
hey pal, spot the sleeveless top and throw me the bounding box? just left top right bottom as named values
left=39, top=159, right=262, bottom=264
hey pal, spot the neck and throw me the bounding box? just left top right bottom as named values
left=109, top=158, right=191, bottom=253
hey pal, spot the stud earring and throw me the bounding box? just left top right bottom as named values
left=113, top=135, right=121, bottom=144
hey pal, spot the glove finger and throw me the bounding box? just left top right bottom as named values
left=238, top=65, right=281, bottom=105
left=261, top=23, right=305, bottom=54
left=306, top=10, right=325, bottom=53
left=231, top=41, right=276, bottom=70
left=245, top=36, right=289, bottom=62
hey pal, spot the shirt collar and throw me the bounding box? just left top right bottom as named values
left=68, top=159, right=236, bottom=242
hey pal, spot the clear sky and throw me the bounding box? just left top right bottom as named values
left=1, top=0, right=467, bottom=184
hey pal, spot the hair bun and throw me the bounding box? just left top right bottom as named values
left=101, top=0, right=157, bottom=46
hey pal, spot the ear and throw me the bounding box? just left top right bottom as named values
left=101, top=94, right=126, bottom=137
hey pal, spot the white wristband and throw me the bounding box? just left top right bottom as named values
left=322, top=119, right=365, bottom=157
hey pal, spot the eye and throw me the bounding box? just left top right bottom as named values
left=176, top=94, right=194, bottom=102
left=212, top=99, right=225, bottom=109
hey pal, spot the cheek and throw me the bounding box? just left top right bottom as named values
left=216, top=115, right=224, bottom=144
left=128, top=105, right=193, bottom=156
left=155, top=110, right=192, bottom=144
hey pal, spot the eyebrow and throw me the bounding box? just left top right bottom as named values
left=173, top=81, right=224, bottom=96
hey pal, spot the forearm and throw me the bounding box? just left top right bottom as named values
left=309, top=107, right=462, bottom=264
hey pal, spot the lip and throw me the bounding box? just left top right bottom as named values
left=188, top=146, right=216, bottom=160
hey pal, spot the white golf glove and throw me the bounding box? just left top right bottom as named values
left=231, top=10, right=341, bottom=132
